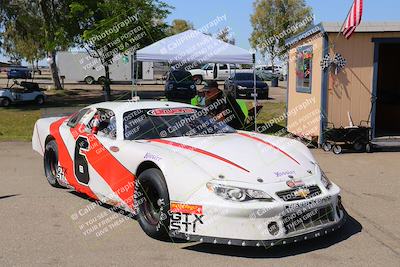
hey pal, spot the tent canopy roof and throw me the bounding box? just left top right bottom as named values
left=136, top=30, right=254, bottom=64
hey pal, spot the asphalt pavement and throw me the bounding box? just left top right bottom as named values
left=0, top=142, right=399, bottom=266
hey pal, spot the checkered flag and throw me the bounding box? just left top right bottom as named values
left=334, top=53, right=347, bottom=71
left=320, top=54, right=332, bottom=70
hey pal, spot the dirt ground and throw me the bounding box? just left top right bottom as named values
left=0, top=142, right=399, bottom=266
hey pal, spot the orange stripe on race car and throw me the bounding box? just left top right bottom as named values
left=238, top=133, right=300, bottom=165
left=150, top=139, right=250, bottom=173
left=70, top=126, right=135, bottom=209
left=49, top=118, right=98, bottom=199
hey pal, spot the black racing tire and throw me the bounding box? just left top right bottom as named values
left=193, top=75, right=203, bottom=85
left=1, top=97, right=11, bottom=107
left=332, top=145, right=342, bottom=155
left=35, top=95, right=45, bottom=105
left=84, top=76, right=95, bottom=85
left=44, top=140, right=63, bottom=188
left=135, top=168, right=170, bottom=240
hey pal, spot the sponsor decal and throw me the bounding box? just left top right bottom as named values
left=170, top=202, right=202, bottom=215
left=293, top=188, right=310, bottom=198
left=56, top=165, right=69, bottom=186
left=275, top=170, right=296, bottom=178
left=147, top=108, right=196, bottom=116
left=286, top=179, right=305, bottom=188
left=143, top=152, right=162, bottom=161
left=284, top=196, right=332, bottom=213
left=170, top=213, right=204, bottom=233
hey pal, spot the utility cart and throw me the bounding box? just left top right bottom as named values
left=322, top=122, right=372, bottom=154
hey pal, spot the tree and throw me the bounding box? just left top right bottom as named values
left=168, top=19, right=194, bottom=35
left=1, top=3, right=46, bottom=72
left=0, top=1, right=80, bottom=90
left=70, top=0, right=172, bottom=101
left=216, top=27, right=235, bottom=45
left=250, top=0, right=312, bottom=71
left=39, top=0, right=80, bottom=90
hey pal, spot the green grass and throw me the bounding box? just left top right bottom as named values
left=0, top=101, right=287, bottom=142
left=245, top=101, right=287, bottom=127
left=0, top=108, right=41, bottom=141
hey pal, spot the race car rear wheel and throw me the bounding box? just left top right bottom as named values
left=135, top=168, right=170, bottom=240
left=44, top=140, right=63, bottom=188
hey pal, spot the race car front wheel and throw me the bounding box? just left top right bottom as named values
left=135, top=168, right=170, bottom=240
left=44, top=140, right=63, bottom=188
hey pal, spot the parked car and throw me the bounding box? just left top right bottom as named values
left=224, top=72, right=269, bottom=99
left=32, top=100, right=346, bottom=246
left=189, top=63, right=252, bottom=85
left=7, top=67, right=32, bottom=79
left=164, top=70, right=197, bottom=101
left=0, top=81, right=46, bottom=107
left=256, top=65, right=285, bottom=81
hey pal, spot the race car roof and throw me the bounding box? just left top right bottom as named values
left=88, top=101, right=195, bottom=115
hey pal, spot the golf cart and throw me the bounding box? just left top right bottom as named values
left=0, top=80, right=46, bottom=107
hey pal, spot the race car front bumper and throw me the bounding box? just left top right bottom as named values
left=168, top=184, right=346, bottom=246
left=170, top=211, right=347, bottom=247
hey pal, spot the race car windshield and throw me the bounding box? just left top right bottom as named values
left=123, top=108, right=236, bottom=140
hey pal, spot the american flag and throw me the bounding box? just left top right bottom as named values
left=342, top=0, right=364, bottom=39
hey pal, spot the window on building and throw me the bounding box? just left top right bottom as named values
left=296, top=45, right=313, bottom=93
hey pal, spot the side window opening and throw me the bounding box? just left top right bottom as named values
left=87, top=109, right=116, bottom=139
left=67, top=108, right=89, bottom=128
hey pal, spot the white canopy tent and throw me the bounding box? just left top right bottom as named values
left=132, top=30, right=258, bottom=130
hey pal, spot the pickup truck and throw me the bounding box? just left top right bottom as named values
left=189, top=63, right=252, bottom=84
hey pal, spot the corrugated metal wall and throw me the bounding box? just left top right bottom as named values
left=326, top=32, right=400, bottom=128
left=287, top=34, right=324, bottom=139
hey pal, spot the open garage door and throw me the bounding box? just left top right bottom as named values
left=374, top=42, right=400, bottom=137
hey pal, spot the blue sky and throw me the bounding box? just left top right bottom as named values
left=164, top=0, right=400, bottom=50
left=1, top=0, right=399, bottom=64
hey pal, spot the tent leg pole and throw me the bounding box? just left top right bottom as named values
left=253, top=61, right=257, bottom=132
left=131, top=53, right=135, bottom=99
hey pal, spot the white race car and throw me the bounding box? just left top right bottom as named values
left=32, top=100, right=346, bottom=246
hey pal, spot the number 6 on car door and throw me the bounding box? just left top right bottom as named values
left=74, top=136, right=90, bottom=185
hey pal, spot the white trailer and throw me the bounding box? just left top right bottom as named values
left=57, top=51, right=154, bottom=84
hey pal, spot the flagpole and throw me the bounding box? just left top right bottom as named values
left=332, top=0, right=356, bottom=48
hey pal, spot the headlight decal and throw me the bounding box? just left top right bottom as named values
left=319, top=168, right=332, bottom=190
left=206, top=182, right=274, bottom=202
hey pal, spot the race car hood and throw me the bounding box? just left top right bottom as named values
left=147, top=132, right=316, bottom=185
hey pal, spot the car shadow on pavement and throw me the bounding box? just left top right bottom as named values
left=182, top=214, right=362, bottom=258
left=0, top=194, right=20, bottom=200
